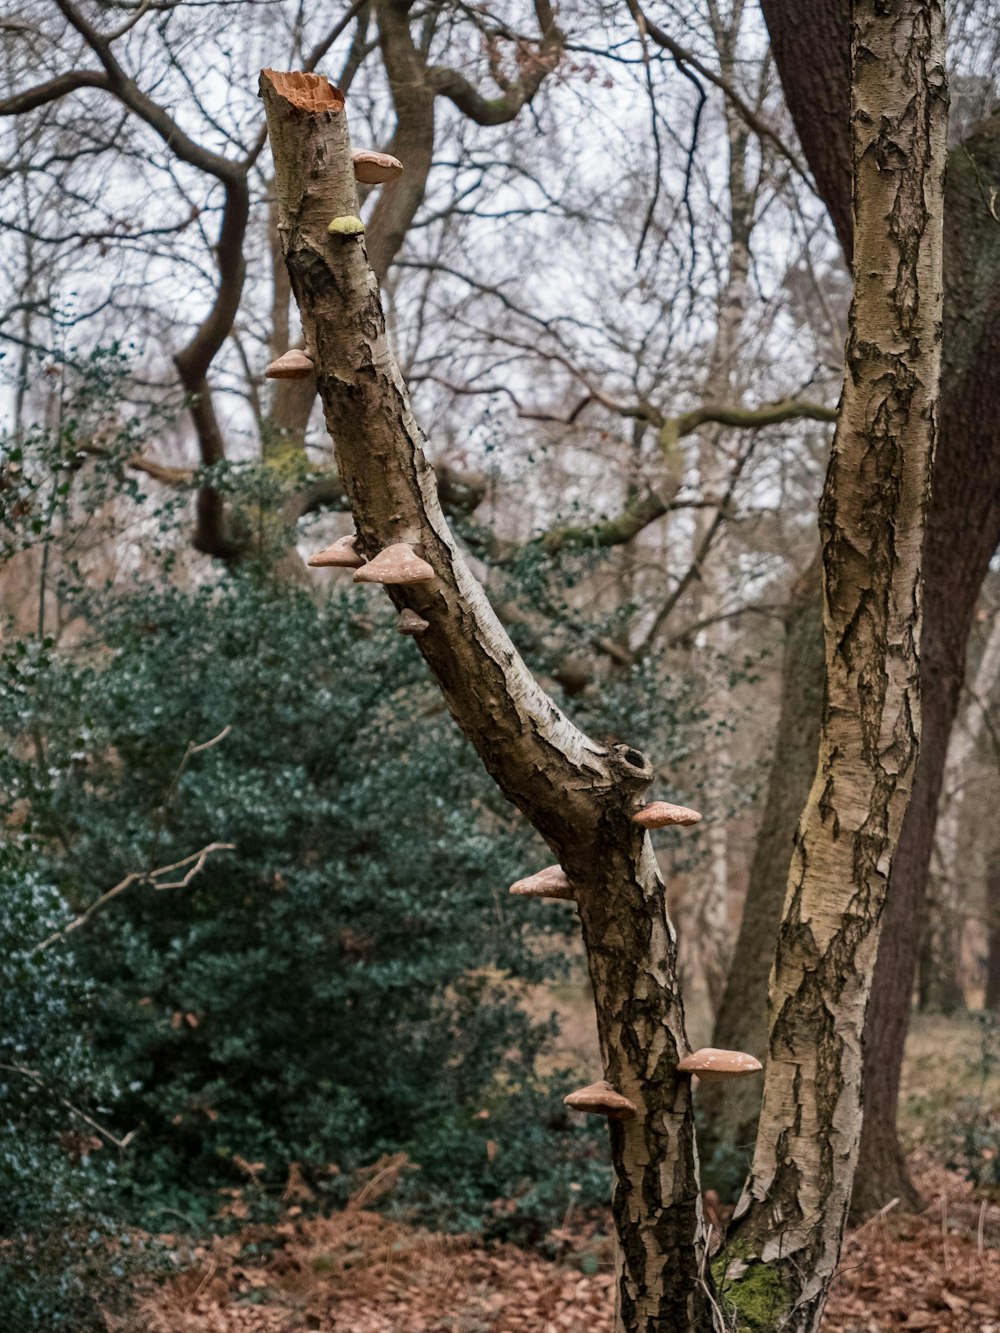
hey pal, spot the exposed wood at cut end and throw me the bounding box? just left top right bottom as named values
left=508, top=865, right=575, bottom=900
left=353, top=150, right=404, bottom=184
left=564, top=1080, right=637, bottom=1120
left=261, top=68, right=344, bottom=113
left=353, top=543, right=435, bottom=586
left=676, top=1047, right=762, bottom=1082
left=632, top=801, right=703, bottom=829
left=307, top=534, right=363, bottom=569
left=265, top=348, right=314, bottom=379
left=397, top=608, right=429, bottom=636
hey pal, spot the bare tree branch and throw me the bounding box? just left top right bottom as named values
left=37, top=842, right=235, bottom=951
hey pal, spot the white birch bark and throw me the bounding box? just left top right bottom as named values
left=717, top=3, right=947, bottom=1328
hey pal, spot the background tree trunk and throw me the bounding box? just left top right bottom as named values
left=986, top=841, right=1000, bottom=1009
left=919, top=611, right=1000, bottom=1012
left=698, top=553, right=822, bottom=1193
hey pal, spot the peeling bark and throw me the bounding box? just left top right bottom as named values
left=721, top=3, right=946, bottom=1328
left=760, top=0, right=1000, bottom=1222
left=259, top=69, right=714, bottom=1333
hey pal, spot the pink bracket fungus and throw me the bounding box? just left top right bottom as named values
left=265, top=348, right=314, bottom=379
left=307, top=534, right=364, bottom=569
left=632, top=801, right=702, bottom=829
left=397, top=608, right=429, bottom=636
left=564, top=1080, right=637, bottom=1120
left=676, top=1048, right=762, bottom=1083
left=353, top=149, right=404, bottom=184
left=507, top=866, right=575, bottom=900
left=353, top=543, right=435, bottom=586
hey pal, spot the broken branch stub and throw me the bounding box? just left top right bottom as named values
left=261, top=69, right=344, bottom=113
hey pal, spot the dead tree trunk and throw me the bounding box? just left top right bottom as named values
left=259, top=69, right=714, bottom=1333
left=718, top=4, right=946, bottom=1329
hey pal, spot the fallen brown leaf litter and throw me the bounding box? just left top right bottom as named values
left=135, top=1156, right=999, bottom=1332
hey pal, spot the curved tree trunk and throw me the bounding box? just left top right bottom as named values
left=260, top=70, right=714, bottom=1333
left=719, top=6, right=947, bottom=1330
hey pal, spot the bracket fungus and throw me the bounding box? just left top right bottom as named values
left=676, top=1048, right=762, bottom=1083
left=632, top=801, right=703, bottom=829
left=508, top=865, right=575, bottom=900
left=353, top=543, right=435, bottom=586
left=264, top=348, right=314, bottom=379
left=327, top=214, right=366, bottom=237
left=307, top=534, right=364, bottom=569
left=564, top=1080, right=637, bottom=1120
left=397, top=608, right=429, bottom=636
left=352, top=149, right=404, bottom=184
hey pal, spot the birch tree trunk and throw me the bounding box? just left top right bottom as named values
left=259, top=69, right=715, bottom=1333
left=718, top=3, right=947, bottom=1328
left=758, top=0, right=1000, bottom=1223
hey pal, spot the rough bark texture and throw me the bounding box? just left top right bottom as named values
left=852, top=104, right=1000, bottom=1213
left=259, top=70, right=714, bottom=1333
left=699, top=554, right=823, bottom=1192
left=719, top=6, right=946, bottom=1330
left=750, top=0, right=1000, bottom=1221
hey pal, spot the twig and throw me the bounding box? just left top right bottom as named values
left=37, top=841, right=234, bottom=950
left=149, top=724, right=232, bottom=868
left=0, top=1061, right=135, bottom=1152
left=848, top=1196, right=899, bottom=1239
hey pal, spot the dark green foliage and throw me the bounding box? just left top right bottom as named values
left=1, top=570, right=595, bottom=1222
left=1, top=351, right=713, bottom=1322
left=0, top=852, right=134, bottom=1330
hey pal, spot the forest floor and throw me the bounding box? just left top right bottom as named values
left=135, top=1011, right=1000, bottom=1333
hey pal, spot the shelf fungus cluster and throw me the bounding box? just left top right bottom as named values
left=352, top=149, right=403, bottom=184
left=508, top=865, right=575, bottom=900
left=632, top=801, right=703, bottom=829
left=307, top=534, right=364, bottom=569
left=265, top=348, right=313, bottom=380
left=676, top=1048, right=762, bottom=1083
left=353, top=543, right=435, bottom=586
left=564, top=1081, right=637, bottom=1120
